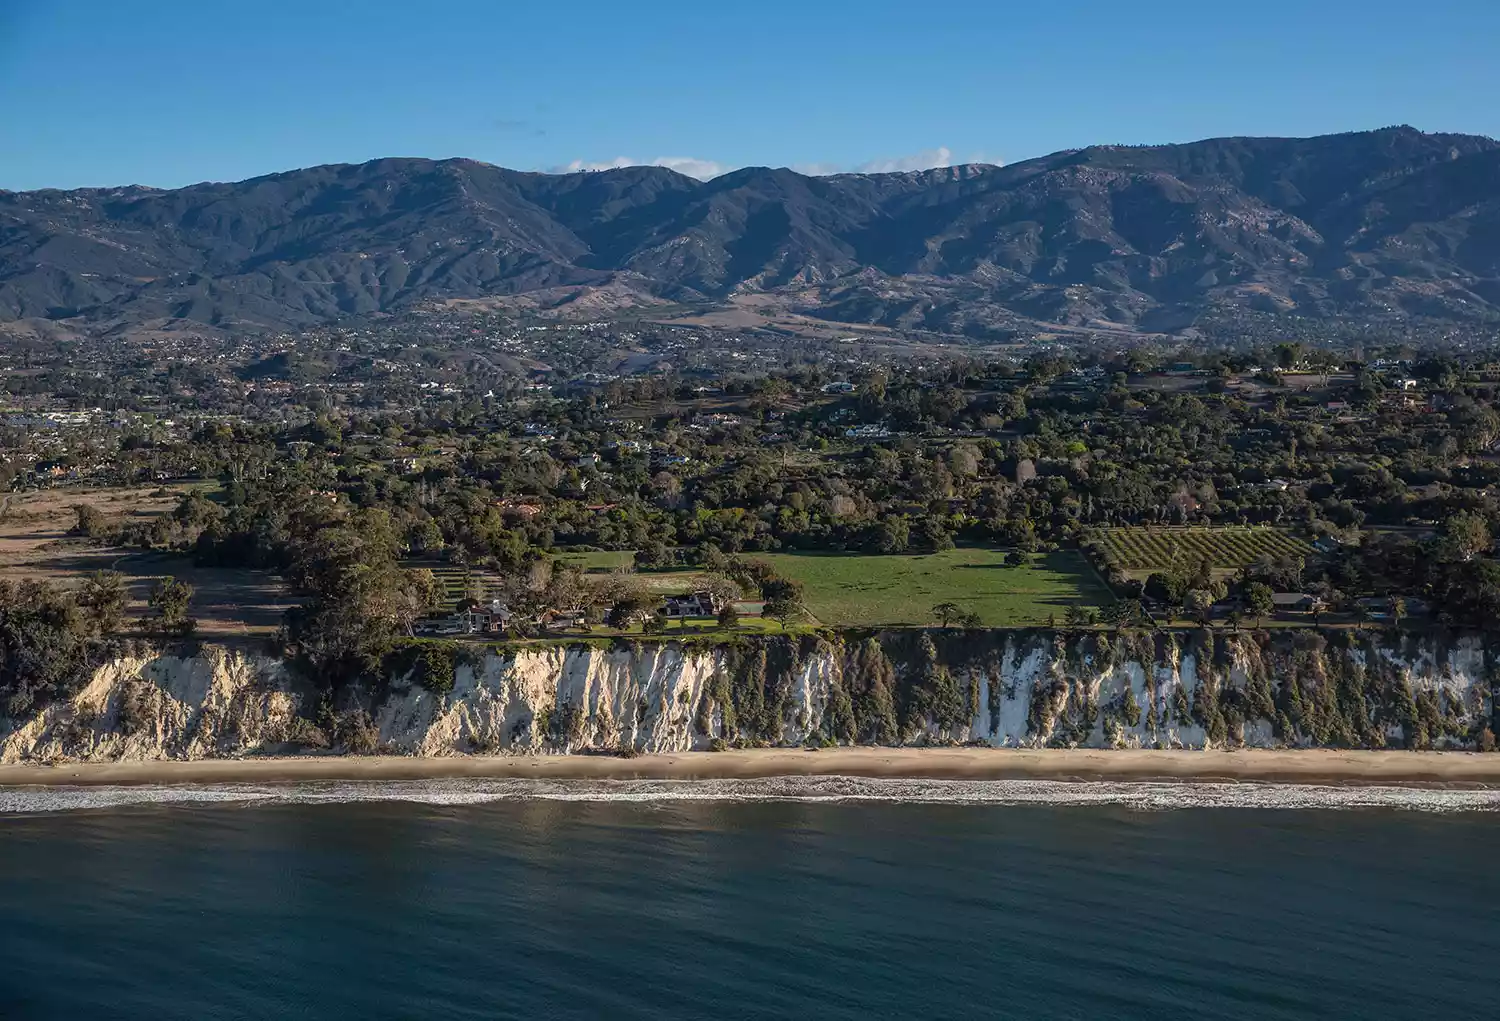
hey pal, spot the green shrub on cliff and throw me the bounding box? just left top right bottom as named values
left=1120, top=685, right=1142, bottom=728
left=902, top=634, right=968, bottom=738
left=844, top=638, right=899, bottom=744
left=417, top=643, right=457, bottom=695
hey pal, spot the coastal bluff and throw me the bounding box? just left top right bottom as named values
left=3, top=630, right=1495, bottom=763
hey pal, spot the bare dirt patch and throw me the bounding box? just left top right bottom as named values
left=0, top=486, right=294, bottom=638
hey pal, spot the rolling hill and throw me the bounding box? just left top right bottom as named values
left=3, top=125, right=1498, bottom=337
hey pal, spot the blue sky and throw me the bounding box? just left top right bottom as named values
left=3, top=0, right=1498, bottom=190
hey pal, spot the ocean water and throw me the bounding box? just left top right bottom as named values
left=3, top=778, right=1499, bottom=1020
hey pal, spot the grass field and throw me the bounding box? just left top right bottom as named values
left=555, top=550, right=636, bottom=572
left=757, top=548, right=1111, bottom=627
left=1092, top=526, right=1312, bottom=577
left=558, top=547, right=1111, bottom=627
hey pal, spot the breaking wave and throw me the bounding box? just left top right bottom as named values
left=6, top=776, right=1500, bottom=814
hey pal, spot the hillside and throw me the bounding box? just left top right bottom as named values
left=3, top=125, right=1499, bottom=337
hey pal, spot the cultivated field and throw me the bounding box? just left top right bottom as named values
left=410, top=563, right=510, bottom=612
left=759, top=548, right=1111, bottom=627
left=1091, top=526, right=1313, bottom=577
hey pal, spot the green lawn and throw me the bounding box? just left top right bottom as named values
left=757, top=548, right=1112, bottom=627
left=555, top=550, right=637, bottom=572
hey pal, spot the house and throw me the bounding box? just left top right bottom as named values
left=845, top=424, right=892, bottom=440
left=463, top=601, right=515, bottom=634
left=497, top=499, right=544, bottom=519
left=1271, top=593, right=1323, bottom=614
left=821, top=381, right=856, bottom=394
left=538, top=606, right=589, bottom=629
left=663, top=591, right=722, bottom=618
left=576, top=454, right=600, bottom=469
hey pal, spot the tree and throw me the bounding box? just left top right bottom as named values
left=1144, top=571, right=1187, bottom=608
left=696, top=573, right=743, bottom=611
left=1005, top=551, right=1029, bottom=567
left=1184, top=589, right=1216, bottom=627
left=407, top=568, right=444, bottom=618
left=70, top=504, right=110, bottom=540
left=147, top=576, right=195, bottom=636
left=77, top=570, right=128, bottom=635
left=1246, top=582, right=1275, bottom=626
left=957, top=611, right=983, bottom=630
left=606, top=593, right=655, bottom=629
left=1392, top=597, right=1407, bottom=629
left=876, top=517, right=910, bottom=554
left=699, top=544, right=730, bottom=573
left=932, top=602, right=962, bottom=628
left=764, top=594, right=807, bottom=632
left=1103, top=599, right=1144, bottom=627
left=284, top=508, right=423, bottom=670
left=407, top=518, right=445, bottom=555
left=716, top=603, right=740, bottom=630
left=916, top=516, right=955, bottom=553
left=635, top=540, right=675, bottom=570
left=1442, top=512, right=1491, bottom=562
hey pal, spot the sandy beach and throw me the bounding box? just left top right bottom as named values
left=4, top=747, right=1500, bottom=788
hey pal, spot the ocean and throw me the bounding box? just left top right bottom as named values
left=3, top=778, right=1498, bottom=1020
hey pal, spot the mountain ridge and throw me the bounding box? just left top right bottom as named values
left=3, top=125, right=1498, bottom=337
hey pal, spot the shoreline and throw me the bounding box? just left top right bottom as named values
left=4, top=748, right=1500, bottom=788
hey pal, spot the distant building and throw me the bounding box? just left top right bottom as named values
left=1271, top=593, right=1323, bottom=613
left=663, top=591, right=723, bottom=618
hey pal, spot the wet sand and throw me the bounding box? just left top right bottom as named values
left=4, top=748, right=1500, bottom=788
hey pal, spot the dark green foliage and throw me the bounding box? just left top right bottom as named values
left=543, top=699, right=587, bottom=747
left=822, top=682, right=857, bottom=745
left=417, top=643, right=457, bottom=695
left=147, top=576, right=196, bottom=636
left=899, top=634, right=968, bottom=737
left=1120, top=684, right=1141, bottom=728
left=334, top=709, right=380, bottom=754
left=843, top=637, right=899, bottom=744
left=0, top=580, right=110, bottom=721
left=1171, top=684, right=1191, bottom=725
left=70, top=503, right=111, bottom=540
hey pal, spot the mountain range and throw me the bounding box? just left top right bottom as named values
left=3, top=125, right=1499, bottom=338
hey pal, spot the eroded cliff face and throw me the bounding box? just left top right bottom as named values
left=2, top=631, right=1494, bottom=763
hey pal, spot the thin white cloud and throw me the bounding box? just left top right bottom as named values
left=789, top=161, right=845, bottom=176
left=852, top=146, right=954, bottom=174
left=550, top=156, right=730, bottom=180
left=549, top=146, right=998, bottom=181
left=795, top=147, right=1000, bottom=176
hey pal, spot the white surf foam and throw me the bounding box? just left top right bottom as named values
left=5, top=776, right=1500, bottom=814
